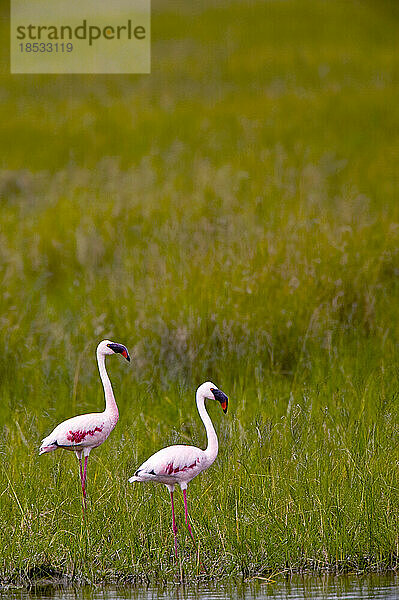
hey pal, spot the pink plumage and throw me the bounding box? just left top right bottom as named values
left=129, top=381, right=228, bottom=557
left=40, top=339, right=130, bottom=509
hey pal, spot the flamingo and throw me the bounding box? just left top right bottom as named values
left=39, top=339, right=130, bottom=509
left=128, top=381, right=228, bottom=558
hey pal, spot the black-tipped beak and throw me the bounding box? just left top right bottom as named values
left=107, top=343, right=130, bottom=362
left=211, top=388, right=228, bottom=414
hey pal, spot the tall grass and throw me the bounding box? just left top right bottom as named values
left=0, top=0, right=398, bottom=585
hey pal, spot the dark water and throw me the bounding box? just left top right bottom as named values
left=1, top=576, right=398, bottom=600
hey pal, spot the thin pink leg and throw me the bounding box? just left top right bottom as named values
left=78, top=456, right=88, bottom=512
left=170, top=490, right=178, bottom=559
left=183, top=488, right=196, bottom=543
left=78, top=457, right=83, bottom=486
left=82, top=457, right=88, bottom=499
left=183, top=488, right=205, bottom=571
left=78, top=458, right=86, bottom=512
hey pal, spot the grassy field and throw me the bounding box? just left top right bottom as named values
left=0, top=0, right=398, bottom=585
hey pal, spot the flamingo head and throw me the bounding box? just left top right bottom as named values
left=197, top=381, right=228, bottom=413
left=97, top=339, right=130, bottom=361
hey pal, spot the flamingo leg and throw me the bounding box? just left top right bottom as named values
left=170, top=490, right=178, bottom=559
left=77, top=457, right=86, bottom=511
left=182, top=488, right=206, bottom=572
left=182, top=488, right=196, bottom=544
left=78, top=457, right=84, bottom=487
left=82, top=456, right=88, bottom=499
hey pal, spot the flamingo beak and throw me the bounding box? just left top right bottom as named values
left=107, top=343, right=130, bottom=361
left=211, top=388, right=228, bottom=414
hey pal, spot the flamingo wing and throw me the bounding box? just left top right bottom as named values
left=132, top=445, right=205, bottom=481
left=39, top=413, right=108, bottom=453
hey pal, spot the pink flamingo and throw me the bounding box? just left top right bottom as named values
left=39, top=340, right=130, bottom=508
left=129, top=381, right=228, bottom=558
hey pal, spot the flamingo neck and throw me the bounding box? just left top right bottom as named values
left=196, top=391, right=218, bottom=465
left=97, top=351, right=119, bottom=425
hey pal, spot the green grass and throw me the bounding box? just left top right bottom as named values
left=0, top=0, right=398, bottom=585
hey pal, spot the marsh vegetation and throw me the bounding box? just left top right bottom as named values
left=0, top=0, right=398, bottom=585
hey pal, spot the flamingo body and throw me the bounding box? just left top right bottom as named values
left=129, top=381, right=228, bottom=557
left=39, top=411, right=116, bottom=455
left=40, top=339, right=130, bottom=507
left=130, top=444, right=208, bottom=489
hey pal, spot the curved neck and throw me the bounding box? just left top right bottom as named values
left=97, top=351, right=119, bottom=424
left=196, top=391, right=218, bottom=465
